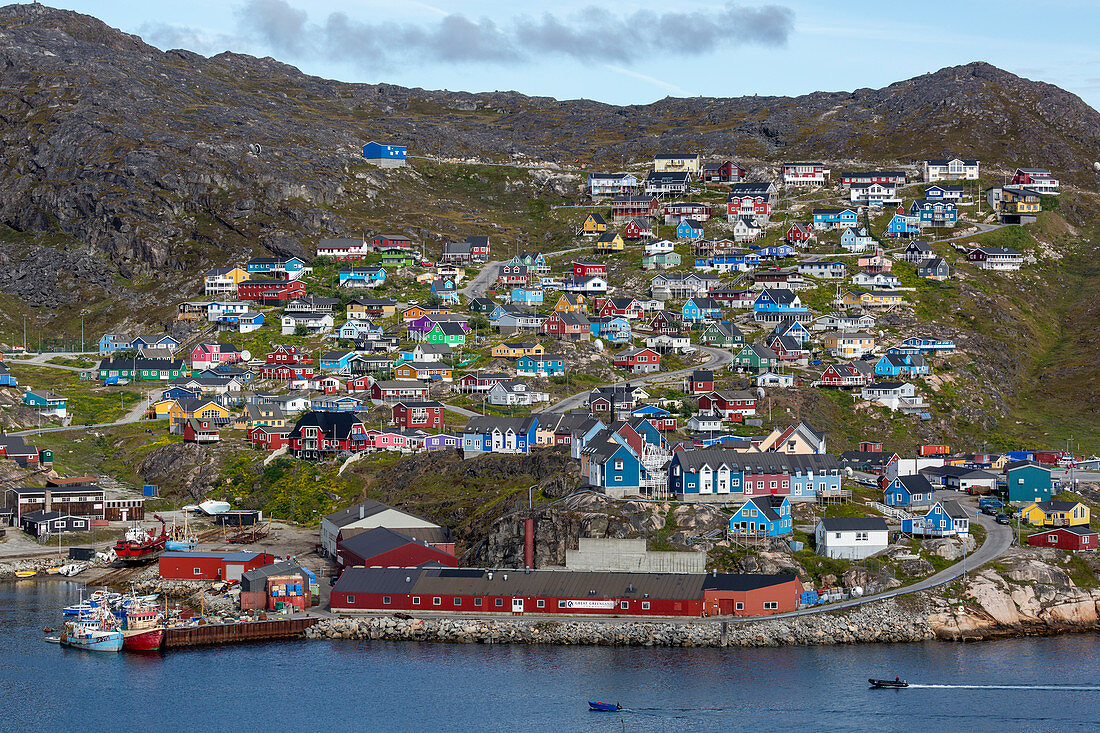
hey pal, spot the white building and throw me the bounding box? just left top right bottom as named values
left=814, top=517, right=889, bottom=560
left=923, top=158, right=980, bottom=182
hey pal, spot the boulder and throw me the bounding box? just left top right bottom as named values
left=898, top=558, right=935, bottom=577
left=921, top=536, right=976, bottom=561
left=1003, top=560, right=1073, bottom=587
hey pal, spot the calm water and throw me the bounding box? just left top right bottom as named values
left=4, top=582, right=1100, bottom=732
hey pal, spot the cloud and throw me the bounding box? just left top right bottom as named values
left=602, top=64, right=693, bottom=97
left=229, top=0, right=792, bottom=68
left=139, top=22, right=247, bottom=56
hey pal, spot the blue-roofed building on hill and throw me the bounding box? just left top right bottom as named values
left=363, top=141, right=407, bottom=168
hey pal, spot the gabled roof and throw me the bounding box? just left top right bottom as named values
left=818, top=517, right=888, bottom=531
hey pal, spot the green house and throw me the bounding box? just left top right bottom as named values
left=97, top=358, right=187, bottom=381
left=425, top=322, right=467, bottom=346
left=22, top=389, right=68, bottom=417
left=701, top=321, right=744, bottom=348
left=1005, top=461, right=1053, bottom=503
left=731, top=343, right=776, bottom=372
left=642, top=252, right=682, bottom=270
left=381, top=252, right=417, bottom=269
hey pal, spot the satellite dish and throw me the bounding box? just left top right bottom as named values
left=1093, top=161, right=1100, bottom=171
left=241, top=350, right=252, bottom=361
left=249, top=143, right=262, bottom=154
left=756, top=387, right=766, bottom=399
left=593, top=338, right=604, bottom=351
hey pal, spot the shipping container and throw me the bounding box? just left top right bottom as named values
left=919, top=444, right=950, bottom=456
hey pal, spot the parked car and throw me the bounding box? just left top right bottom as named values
left=995, top=513, right=1012, bottom=525
left=809, top=359, right=822, bottom=366
left=978, top=497, right=1004, bottom=510
left=981, top=506, right=998, bottom=516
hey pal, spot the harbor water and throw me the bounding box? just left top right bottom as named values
left=4, top=581, right=1100, bottom=732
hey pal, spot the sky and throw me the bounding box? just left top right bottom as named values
left=54, top=0, right=1100, bottom=110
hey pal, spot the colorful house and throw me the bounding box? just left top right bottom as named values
left=701, top=321, right=744, bottom=348
left=874, top=353, right=930, bottom=377
left=1005, top=461, right=1053, bottom=503
left=462, top=415, right=539, bottom=454
left=731, top=344, right=777, bottom=372
left=612, top=347, right=661, bottom=374
left=811, top=208, right=858, bottom=230
left=676, top=219, right=704, bottom=240
left=901, top=500, right=970, bottom=537
left=883, top=475, right=936, bottom=509
left=581, top=213, right=608, bottom=236
left=1027, top=527, right=1098, bottom=552
left=728, top=496, right=792, bottom=537
left=22, top=389, right=68, bottom=419
left=681, top=297, right=723, bottom=323
left=886, top=213, right=920, bottom=238
left=516, top=354, right=565, bottom=377
left=425, top=322, right=467, bottom=346
left=595, top=232, right=625, bottom=252
left=1021, top=500, right=1091, bottom=528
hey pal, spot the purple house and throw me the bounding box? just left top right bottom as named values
left=425, top=433, right=461, bottom=450
left=407, top=316, right=471, bottom=339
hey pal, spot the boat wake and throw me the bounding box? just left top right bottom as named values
left=908, top=684, right=1100, bottom=691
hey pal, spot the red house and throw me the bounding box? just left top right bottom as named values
left=572, top=260, right=607, bottom=278
left=159, top=551, right=275, bottom=581
left=663, top=201, right=713, bottom=223
left=697, top=390, right=757, bottom=421
left=238, top=279, right=307, bottom=304
left=369, top=234, right=414, bottom=251
left=611, top=195, right=659, bottom=223
left=456, top=372, right=510, bottom=393
left=701, top=161, right=746, bottom=185
left=726, top=193, right=773, bottom=220
left=785, top=222, right=815, bottom=245
left=346, top=375, right=372, bottom=393
left=336, top=527, right=458, bottom=569
left=623, top=217, right=655, bottom=240
left=648, top=310, right=681, bottom=334
left=818, top=363, right=873, bottom=388
left=266, top=345, right=312, bottom=365
left=183, top=418, right=220, bottom=444
left=392, top=400, right=444, bottom=430
left=369, top=380, right=429, bottom=403
left=613, top=347, right=661, bottom=374
left=497, top=264, right=529, bottom=287
left=542, top=311, right=591, bottom=340
left=768, top=335, right=807, bottom=361
left=687, top=369, right=714, bottom=395
left=1027, top=527, right=1098, bottom=551
left=840, top=171, right=907, bottom=186
left=594, top=297, right=643, bottom=319
left=288, top=412, right=371, bottom=459
left=249, top=425, right=290, bottom=450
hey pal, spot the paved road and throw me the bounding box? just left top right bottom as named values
left=459, top=260, right=502, bottom=300
left=548, top=345, right=735, bottom=412
left=11, top=388, right=162, bottom=437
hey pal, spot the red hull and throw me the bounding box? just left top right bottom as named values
left=113, top=541, right=166, bottom=559
left=122, top=627, right=164, bottom=651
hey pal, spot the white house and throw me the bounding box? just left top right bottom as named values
left=923, top=158, right=980, bottom=182
left=645, top=239, right=676, bottom=256
left=860, top=382, right=927, bottom=413
left=486, top=380, right=549, bottom=406
left=321, top=499, right=440, bottom=557
left=281, top=312, right=334, bottom=336
left=852, top=272, right=900, bottom=289
left=756, top=371, right=795, bottom=388
left=815, top=517, right=889, bottom=560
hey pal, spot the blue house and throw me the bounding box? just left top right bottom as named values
left=751, top=243, right=796, bottom=259
left=729, top=496, right=792, bottom=537
left=339, top=267, right=387, bottom=287
left=924, top=184, right=964, bottom=201
left=130, top=334, right=181, bottom=352
left=431, top=279, right=460, bottom=304
left=98, top=333, right=131, bottom=355
left=162, top=386, right=202, bottom=401
left=580, top=430, right=646, bottom=496
left=1005, top=461, right=1053, bottom=503
left=516, top=354, right=565, bottom=377
left=362, top=141, right=407, bottom=167
left=510, top=287, right=544, bottom=306
left=310, top=395, right=363, bottom=412
left=883, top=475, right=936, bottom=509
left=676, top=219, right=704, bottom=240
left=337, top=319, right=379, bottom=341
left=753, top=289, right=808, bottom=322
left=246, top=256, right=307, bottom=277
left=787, top=458, right=843, bottom=501
left=902, top=500, right=970, bottom=537
left=0, top=363, right=16, bottom=388
left=840, top=226, right=874, bottom=250
left=886, top=213, right=920, bottom=237
left=899, top=337, right=956, bottom=354
left=461, top=415, right=538, bottom=454
left=875, top=353, right=930, bottom=377
left=319, top=350, right=354, bottom=373
left=589, top=316, right=631, bottom=343
left=770, top=318, right=811, bottom=344
left=682, top=297, right=723, bottom=323
left=910, top=200, right=958, bottom=228
left=812, top=208, right=858, bottom=229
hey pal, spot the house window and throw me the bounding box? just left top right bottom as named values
left=558, top=600, right=566, bottom=609
left=474, top=597, right=483, bottom=607
left=620, top=601, right=629, bottom=610
left=763, top=602, right=778, bottom=610
left=856, top=532, right=868, bottom=541
left=537, top=600, right=545, bottom=608
left=495, top=598, right=503, bottom=607
left=412, top=597, right=421, bottom=605
left=193, top=568, right=202, bottom=576
left=347, top=595, right=355, bottom=605
left=642, top=601, right=650, bottom=610
left=735, top=602, right=744, bottom=611
left=382, top=596, right=391, bottom=605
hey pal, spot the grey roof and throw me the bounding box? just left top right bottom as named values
left=674, top=450, right=839, bottom=475
left=240, top=561, right=311, bottom=593
left=896, top=475, right=934, bottom=495
left=1031, top=500, right=1084, bottom=512
left=940, top=500, right=969, bottom=519
left=338, top=526, right=443, bottom=560
left=410, top=567, right=705, bottom=600
left=323, top=499, right=427, bottom=529
left=818, top=517, right=888, bottom=531
left=702, top=573, right=797, bottom=591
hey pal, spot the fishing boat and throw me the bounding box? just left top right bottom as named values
left=197, top=499, right=231, bottom=516
left=59, top=615, right=123, bottom=653
left=869, top=678, right=909, bottom=689
left=58, top=562, right=88, bottom=577
left=588, top=702, right=622, bottom=712
left=121, top=605, right=165, bottom=651
left=63, top=601, right=96, bottom=617
left=14, top=569, right=37, bottom=578
left=45, top=566, right=65, bottom=575
left=113, top=515, right=167, bottom=561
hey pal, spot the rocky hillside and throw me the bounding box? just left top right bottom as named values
left=2, top=3, right=1100, bottom=308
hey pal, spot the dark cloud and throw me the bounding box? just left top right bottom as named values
left=232, top=0, right=792, bottom=67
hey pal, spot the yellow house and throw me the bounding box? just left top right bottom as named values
left=1001, top=187, right=1041, bottom=215
left=822, top=332, right=876, bottom=359
left=168, top=399, right=230, bottom=431
left=841, top=290, right=904, bottom=308
left=393, top=362, right=453, bottom=382
left=150, top=399, right=176, bottom=419
left=554, top=293, right=587, bottom=313
left=347, top=300, right=397, bottom=319
left=491, top=341, right=545, bottom=359
left=988, top=454, right=1009, bottom=471
left=246, top=403, right=286, bottom=429
left=582, top=213, right=608, bottom=236
left=1021, top=500, right=1091, bottom=527
left=595, top=232, right=625, bottom=253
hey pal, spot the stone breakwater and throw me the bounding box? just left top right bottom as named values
left=304, top=598, right=937, bottom=648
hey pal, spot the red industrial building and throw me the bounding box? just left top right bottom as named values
left=331, top=567, right=803, bottom=618
left=336, top=527, right=458, bottom=569
left=1027, top=527, right=1098, bottom=551
left=158, top=551, right=276, bottom=581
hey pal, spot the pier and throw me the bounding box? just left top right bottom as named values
left=163, top=616, right=320, bottom=648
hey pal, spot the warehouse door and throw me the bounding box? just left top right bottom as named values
left=225, top=563, right=244, bottom=582
left=511, top=598, right=524, bottom=614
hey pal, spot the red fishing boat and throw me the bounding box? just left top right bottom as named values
left=113, top=515, right=168, bottom=561
left=121, top=606, right=165, bottom=651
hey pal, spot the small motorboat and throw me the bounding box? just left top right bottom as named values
left=869, top=678, right=909, bottom=689
left=14, top=569, right=37, bottom=578
left=45, top=566, right=65, bottom=575
left=588, top=702, right=622, bottom=712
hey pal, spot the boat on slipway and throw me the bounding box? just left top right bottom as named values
left=114, top=515, right=168, bottom=562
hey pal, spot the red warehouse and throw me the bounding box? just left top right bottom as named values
left=1027, top=527, right=1098, bottom=551
left=158, top=551, right=275, bottom=581
left=336, top=527, right=458, bottom=569
left=392, top=401, right=445, bottom=430
left=331, top=567, right=803, bottom=618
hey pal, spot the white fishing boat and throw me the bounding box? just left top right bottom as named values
left=197, top=500, right=231, bottom=515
